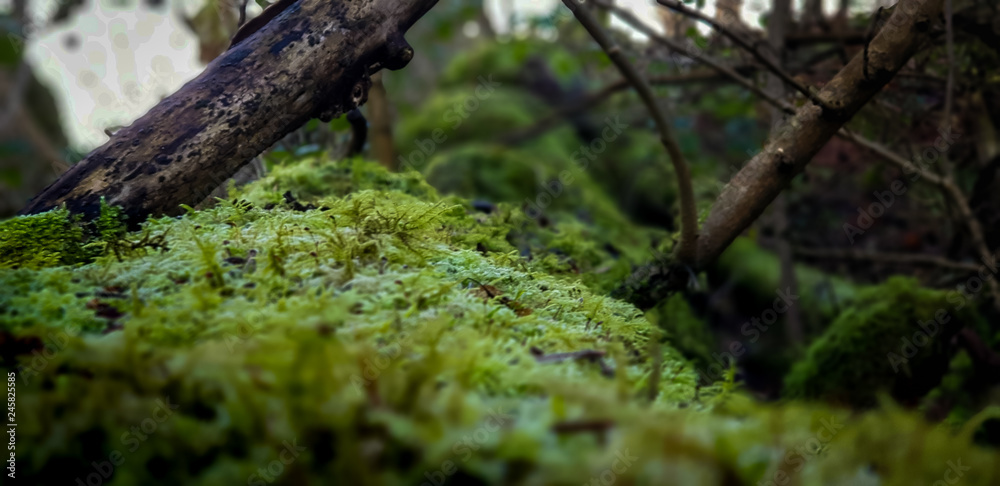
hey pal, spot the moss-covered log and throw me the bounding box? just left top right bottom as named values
left=18, top=0, right=438, bottom=226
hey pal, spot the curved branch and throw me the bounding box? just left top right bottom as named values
left=562, top=0, right=699, bottom=264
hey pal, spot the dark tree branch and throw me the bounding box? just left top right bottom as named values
left=21, top=0, right=438, bottom=225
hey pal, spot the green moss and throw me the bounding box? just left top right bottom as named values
left=0, top=198, right=139, bottom=270
left=0, top=208, right=86, bottom=269
left=784, top=276, right=982, bottom=408
left=647, top=293, right=716, bottom=367
left=2, top=159, right=998, bottom=485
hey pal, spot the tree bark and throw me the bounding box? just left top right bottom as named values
left=20, top=0, right=439, bottom=225
left=695, top=0, right=944, bottom=266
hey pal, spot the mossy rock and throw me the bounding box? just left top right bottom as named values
left=2, top=159, right=999, bottom=485
left=784, top=276, right=984, bottom=407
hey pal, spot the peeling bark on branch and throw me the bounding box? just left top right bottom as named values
left=20, top=0, right=438, bottom=225
left=696, top=0, right=944, bottom=266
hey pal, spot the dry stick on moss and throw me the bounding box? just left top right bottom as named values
left=655, top=0, right=831, bottom=112
left=840, top=130, right=1000, bottom=310
left=562, top=0, right=698, bottom=264
left=21, top=0, right=438, bottom=225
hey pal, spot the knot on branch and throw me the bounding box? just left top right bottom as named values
left=317, top=74, right=373, bottom=122
left=370, top=32, right=413, bottom=72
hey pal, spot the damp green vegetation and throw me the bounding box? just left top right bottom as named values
left=784, top=276, right=989, bottom=408
left=715, top=237, right=864, bottom=323
left=2, top=158, right=1000, bottom=485
left=0, top=199, right=128, bottom=269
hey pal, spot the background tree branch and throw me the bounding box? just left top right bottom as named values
left=695, top=0, right=945, bottom=266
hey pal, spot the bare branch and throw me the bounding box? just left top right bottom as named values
left=562, top=0, right=698, bottom=264
left=696, top=0, right=945, bottom=266
left=600, top=1, right=795, bottom=116
left=655, top=0, right=829, bottom=111
left=794, top=247, right=982, bottom=272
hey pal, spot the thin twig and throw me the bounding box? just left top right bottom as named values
left=501, top=71, right=738, bottom=144
left=599, top=1, right=795, bottom=116
left=562, top=0, right=699, bottom=263
left=794, top=246, right=982, bottom=272
left=838, top=129, right=945, bottom=186
left=238, top=0, right=250, bottom=27
left=943, top=0, right=955, bottom=132
left=654, top=0, right=830, bottom=111
left=839, top=129, right=1000, bottom=311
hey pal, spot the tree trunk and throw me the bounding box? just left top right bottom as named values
left=20, top=0, right=439, bottom=226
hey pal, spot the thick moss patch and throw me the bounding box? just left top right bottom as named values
left=2, top=159, right=998, bottom=485
left=784, top=276, right=984, bottom=407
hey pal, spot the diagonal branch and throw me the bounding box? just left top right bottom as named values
left=695, top=0, right=945, bottom=266
left=21, top=0, right=439, bottom=224
left=562, top=0, right=698, bottom=264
